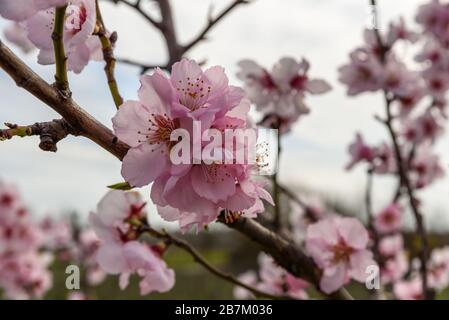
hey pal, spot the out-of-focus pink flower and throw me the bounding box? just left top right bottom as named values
left=39, top=217, right=72, bottom=250
left=305, top=217, right=376, bottom=294
left=67, top=291, right=87, bottom=300
left=428, top=247, right=449, bottom=291
left=338, top=48, right=383, bottom=96
left=3, top=22, right=35, bottom=53
left=234, top=253, right=309, bottom=300
left=345, top=133, right=376, bottom=170
left=89, top=190, right=175, bottom=295
left=409, top=144, right=444, bottom=188
left=0, top=0, right=67, bottom=21
left=394, top=277, right=423, bottom=300
left=416, top=0, right=449, bottom=46
left=386, top=17, right=419, bottom=47
left=24, top=0, right=100, bottom=73
left=372, top=143, right=396, bottom=174
left=238, top=57, right=330, bottom=133
left=374, top=203, right=402, bottom=235
left=402, top=110, right=444, bottom=144
left=381, top=251, right=408, bottom=285
left=289, top=196, right=327, bottom=244
left=379, top=234, right=404, bottom=257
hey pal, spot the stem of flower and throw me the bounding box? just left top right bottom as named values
left=95, top=0, right=123, bottom=108
left=52, top=5, right=69, bottom=94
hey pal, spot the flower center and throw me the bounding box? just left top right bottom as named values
left=0, top=194, right=13, bottom=207
left=137, top=113, right=177, bottom=150
left=176, top=77, right=211, bottom=111
left=331, top=241, right=353, bottom=264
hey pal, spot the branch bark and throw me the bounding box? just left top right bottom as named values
left=0, top=119, right=75, bottom=152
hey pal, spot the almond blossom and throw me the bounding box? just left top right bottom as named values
left=0, top=0, right=67, bottom=21
left=237, top=57, right=331, bottom=133
left=427, top=247, right=449, bottom=291
left=3, top=22, right=35, bottom=53
left=113, top=59, right=273, bottom=232
left=24, top=0, right=101, bottom=73
left=305, top=217, right=376, bottom=294
left=374, top=203, right=403, bottom=235
left=234, top=253, right=309, bottom=300
left=394, top=277, right=423, bottom=300
left=89, top=190, right=175, bottom=295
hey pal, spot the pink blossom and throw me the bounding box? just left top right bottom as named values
left=402, top=110, right=444, bottom=144
left=379, top=234, right=404, bottom=257
left=338, top=48, right=383, bottom=96
left=409, top=144, right=444, bottom=188
left=305, top=217, right=376, bottom=294
left=67, top=291, right=87, bottom=300
left=89, top=190, right=175, bottom=295
left=114, top=59, right=272, bottom=231
left=428, top=247, right=449, bottom=290
left=0, top=0, right=67, bottom=21
left=374, top=203, right=402, bottom=235
left=3, top=22, right=35, bottom=53
left=289, top=196, right=327, bottom=244
left=238, top=57, right=330, bottom=133
left=345, top=133, right=376, bottom=170
left=394, top=277, right=423, bottom=300
left=386, top=17, right=419, bottom=47
left=24, top=0, right=101, bottom=73
left=381, top=251, right=408, bottom=285
left=234, top=253, right=309, bottom=299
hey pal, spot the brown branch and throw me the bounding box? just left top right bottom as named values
left=116, top=57, right=168, bottom=74
left=0, top=119, right=75, bottom=152
left=0, top=40, right=352, bottom=300
left=103, top=0, right=162, bottom=29
left=140, top=225, right=292, bottom=300
left=217, top=214, right=353, bottom=300
left=183, top=0, right=250, bottom=54
left=0, top=40, right=128, bottom=160
left=157, top=0, right=183, bottom=66
left=369, top=0, right=433, bottom=299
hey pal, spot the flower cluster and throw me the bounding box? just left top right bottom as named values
left=89, top=190, right=175, bottom=295
left=237, top=57, right=331, bottom=133
left=234, top=253, right=309, bottom=299
left=1, top=0, right=103, bottom=73
left=113, top=59, right=273, bottom=232
left=0, top=181, right=53, bottom=299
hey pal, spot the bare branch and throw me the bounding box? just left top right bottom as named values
left=0, top=119, right=75, bottom=152
left=183, top=0, right=250, bottom=54
left=116, top=57, right=168, bottom=74
left=0, top=40, right=128, bottom=160
left=141, top=225, right=292, bottom=300
left=103, top=0, right=162, bottom=29
left=217, top=213, right=353, bottom=300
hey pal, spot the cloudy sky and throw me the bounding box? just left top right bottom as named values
left=1, top=0, right=449, bottom=230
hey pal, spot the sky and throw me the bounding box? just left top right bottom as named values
left=1, top=0, right=449, bottom=230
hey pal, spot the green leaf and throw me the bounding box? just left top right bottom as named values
left=107, top=181, right=134, bottom=190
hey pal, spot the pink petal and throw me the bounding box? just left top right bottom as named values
left=121, top=144, right=168, bottom=187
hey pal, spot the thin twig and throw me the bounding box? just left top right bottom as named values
left=140, top=225, right=291, bottom=300
left=116, top=57, right=168, bottom=74
left=370, top=0, right=432, bottom=299
left=52, top=5, right=70, bottom=94
left=103, top=0, right=162, bottom=29
left=183, top=0, right=250, bottom=53
left=96, top=0, right=123, bottom=108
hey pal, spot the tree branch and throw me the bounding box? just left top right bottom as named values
left=0, top=40, right=128, bottom=160
left=183, top=0, right=250, bottom=54
left=103, top=0, right=162, bottom=29
left=140, top=225, right=292, bottom=300
left=116, top=57, right=168, bottom=74
left=217, top=214, right=353, bottom=300
left=96, top=0, right=124, bottom=108
left=0, top=119, right=75, bottom=152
